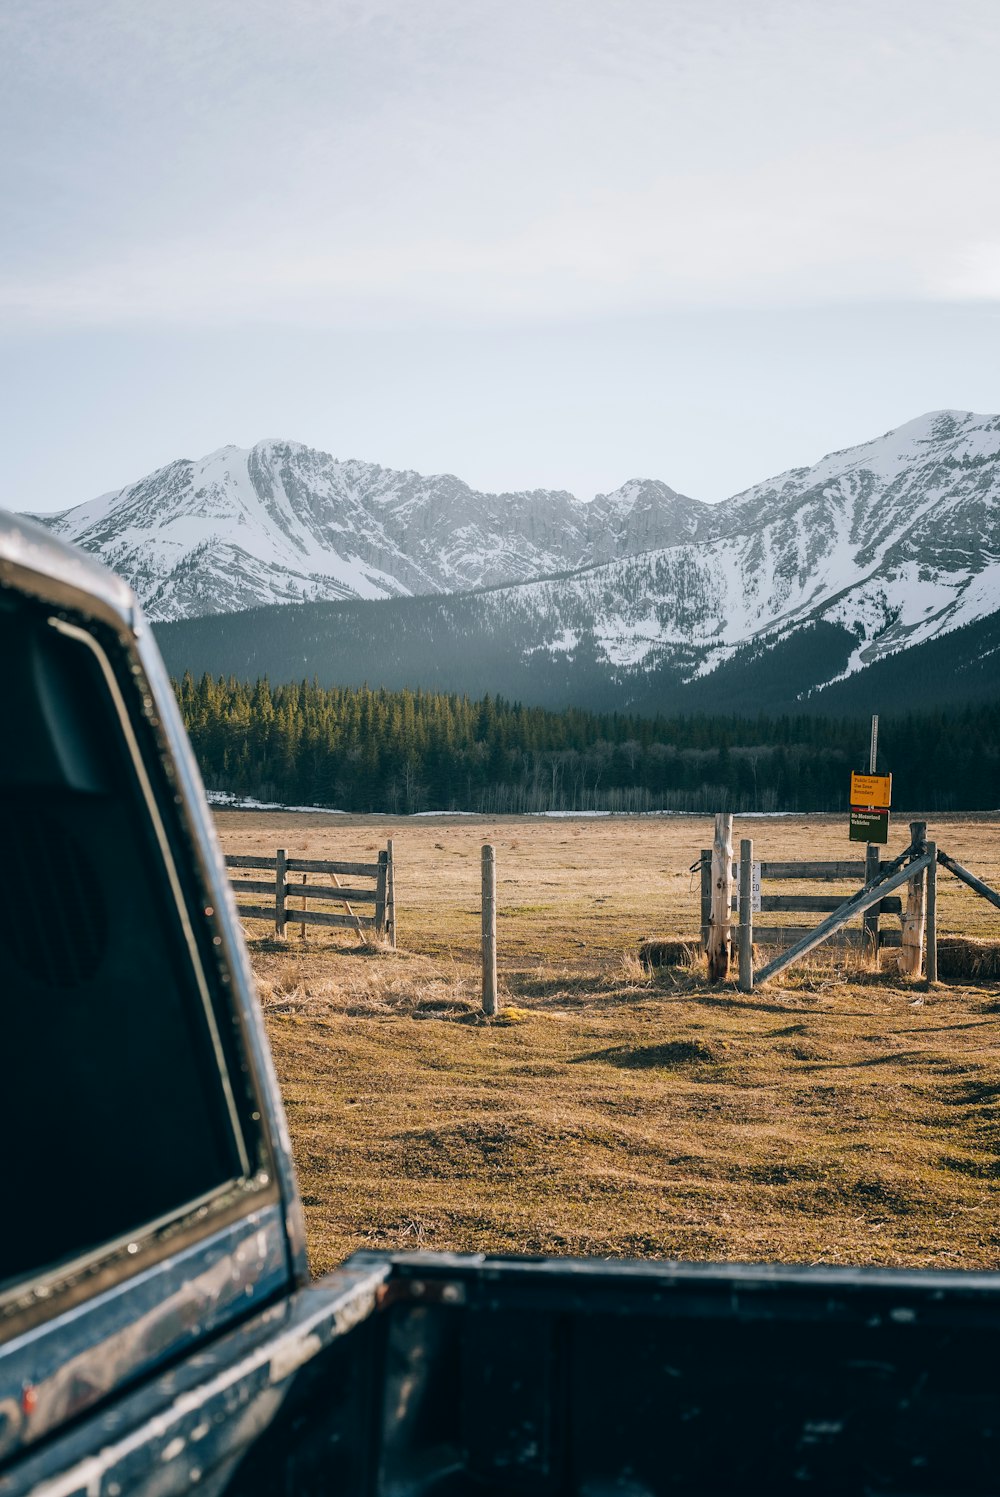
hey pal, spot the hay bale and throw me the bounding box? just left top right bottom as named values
left=936, top=938, right=1000, bottom=982
left=639, top=938, right=701, bottom=969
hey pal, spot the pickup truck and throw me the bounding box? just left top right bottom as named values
left=2, top=510, right=999, bottom=1496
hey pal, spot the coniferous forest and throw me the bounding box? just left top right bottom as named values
left=175, top=674, right=1000, bottom=815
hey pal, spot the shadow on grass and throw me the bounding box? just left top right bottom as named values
left=247, top=936, right=292, bottom=953
left=506, top=974, right=594, bottom=1000
left=248, top=933, right=394, bottom=958
left=688, top=990, right=828, bottom=1016
left=571, top=1039, right=722, bottom=1069
left=800, top=1049, right=984, bottom=1073
left=409, top=998, right=482, bottom=1024
left=938, top=1077, right=1000, bottom=1107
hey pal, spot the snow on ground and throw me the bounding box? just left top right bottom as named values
left=207, top=791, right=350, bottom=814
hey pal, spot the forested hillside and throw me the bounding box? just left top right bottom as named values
left=156, top=595, right=1000, bottom=716
left=176, top=674, right=1000, bottom=814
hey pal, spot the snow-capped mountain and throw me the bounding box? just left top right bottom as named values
left=701, top=408, right=1000, bottom=677
left=27, top=442, right=701, bottom=621
left=153, top=410, right=1000, bottom=707
left=470, top=409, right=1000, bottom=688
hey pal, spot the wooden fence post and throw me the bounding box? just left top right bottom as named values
left=386, top=838, right=397, bottom=950
left=707, top=814, right=734, bottom=981
left=700, top=849, right=712, bottom=951
left=863, top=844, right=881, bottom=960
left=275, top=848, right=287, bottom=939
left=482, top=844, right=498, bottom=1017
left=374, top=850, right=388, bottom=939
left=738, top=837, right=754, bottom=993
left=300, top=872, right=307, bottom=940
left=899, top=821, right=927, bottom=978
left=925, top=840, right=938, bottom=984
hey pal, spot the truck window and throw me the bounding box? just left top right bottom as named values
left=0, top=597, right=249, bottom=1291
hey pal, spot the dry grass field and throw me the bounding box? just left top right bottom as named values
left=214, top=810, right=1000, bottom=1275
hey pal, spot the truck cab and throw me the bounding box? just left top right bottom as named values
left=2, top=512, right=999, bottom=1496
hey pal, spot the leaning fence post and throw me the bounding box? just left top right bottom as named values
left=900, top=821, right=927, bottom=978
left=738, top=837, right=754, bottom=993
left=700, top=849, right=712, bottom=951
left=707, top=814, right=734, bottom=981
left=275, top=848, right=287, bottom=939
left=386, top=838, right=397, bottom=950
left=481, top=843, right=498, bottom=1016
left=375, top=850, right=388, bottom=939
left=925, top=840, right=938, bottom=984
left=863, top=844, right=881, bottom=960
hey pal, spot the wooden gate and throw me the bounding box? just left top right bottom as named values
left=226, top=842, right=396, bottom=945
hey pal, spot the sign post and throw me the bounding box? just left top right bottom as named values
left=849, top=714, right=888, bottom=954
left=849, top=715, right=891, bottom=846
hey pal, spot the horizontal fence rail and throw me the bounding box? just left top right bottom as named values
left=702, top=852, right=902, bottom=955
left=750, top=925, right=903, bottom=950
left=752, top=860, right=869, bottom=881
left=225, top=843, right=396, bottom=946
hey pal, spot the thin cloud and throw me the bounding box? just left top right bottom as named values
left=3, top=0, right=1000, bottom=328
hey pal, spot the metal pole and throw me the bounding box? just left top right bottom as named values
left=863, top=844, right=881, bottom=960
left=864, top=713, right=879, bottom=959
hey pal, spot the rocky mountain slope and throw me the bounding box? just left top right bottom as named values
left=27, top=409, right=1000, bottom=706
left=27, top=442, right=701, bottom=620
left=524, top=408, right=1000, bottom=687
left=153, top=410, right=1000, bottom=707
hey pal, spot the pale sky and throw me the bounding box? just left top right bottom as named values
left=3, top=0, right=999, bottom=511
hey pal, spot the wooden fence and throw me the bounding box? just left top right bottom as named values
left=226, top=841, right=396, bottom=946
left=699, top=845, right=904, bottom=956
left=700, top=815, right=1000, bottom=992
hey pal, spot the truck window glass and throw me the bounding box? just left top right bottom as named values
left=0, top=599, right=247, bottom=1291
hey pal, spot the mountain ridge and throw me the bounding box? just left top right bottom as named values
left=23, top=408, right=1000, bottom=708
left=25, top=439, right=704, bottom=620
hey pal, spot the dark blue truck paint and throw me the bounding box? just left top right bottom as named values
left=1, top=511, right=999, bottom=1495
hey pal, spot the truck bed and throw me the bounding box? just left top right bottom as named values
left=8, top=1251, right=1000, bottom=1496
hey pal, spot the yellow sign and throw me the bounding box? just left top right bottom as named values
left=850, top=772, right=892, bottom=809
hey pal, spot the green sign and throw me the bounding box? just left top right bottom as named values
left=850, top=808, right=889, bottom=844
